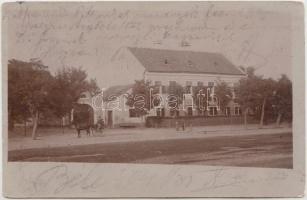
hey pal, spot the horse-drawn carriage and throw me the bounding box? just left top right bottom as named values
left=71, top=103, right=104, bottom=137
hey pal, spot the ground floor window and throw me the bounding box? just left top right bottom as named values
left=234, top=106, right=242, bottom=115
left=187, top=106, right=193, bottom=116
left=208, top=107, right=218, bottom=116
left=156, top=108, right=165, bottom=117
left=225, top=107, right=231, bottom=116
left=197, top=109, right=206, bottom=116
left=170, top=109, right=179, bottom=117
left=129, top=109, right=140, bottom=118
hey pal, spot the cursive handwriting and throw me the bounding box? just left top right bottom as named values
left=22, top=164, right=290, bottom=195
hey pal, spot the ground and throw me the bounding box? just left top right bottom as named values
left=8, top=124, right=292, bottom=169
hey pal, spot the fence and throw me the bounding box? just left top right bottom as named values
left=145, top=115, right=257, bottom=128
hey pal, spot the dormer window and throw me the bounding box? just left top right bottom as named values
left=187, top=60, right=193, bottom=66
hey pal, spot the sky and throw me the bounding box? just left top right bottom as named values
left=3, top=1, right=303, bottom=88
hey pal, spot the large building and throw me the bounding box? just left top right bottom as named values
left=129, top=47, right=245, bottom=117
left=78, top=47, right=246, bottom=127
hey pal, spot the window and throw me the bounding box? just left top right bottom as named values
left=161, top=108, right=165, bottom=117
left=208, top=82, right=214, bottom=87
left=235, top=107, right=242, bottom=115
left=185, top=86, right=192, bottom=94
left=156, top=108, right=165, bottom=117
left=197, top=81, right=203, bottom=87
left=155, top=81, right=162, bottom=86
left=187, top=107, right=193, bottom=116
left=170, top=109, right=179, bottom=117
left=187, top=60, right=194, bottom=67
left=162, top=85, right=167, bottom=94
left=156, top=108, right=161, bottom=117
left=152, top=97, right=161, bottom=107
left=186, top=81, right=192, bottom=86
left=129, top=109, right=140, bottom=118
left=198, top=109, right=205, bottom=116
left=170, top=109, right=176, bottom=117
left=208, top=107, right=218, bottom=116
left=225, top=107, right=231, bottom=116
left=169, top=81, right=176, bottom=86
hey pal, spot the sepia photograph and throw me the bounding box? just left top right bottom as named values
left=2, top=1, right=305, bottom=198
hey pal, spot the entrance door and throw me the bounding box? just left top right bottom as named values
left=161, top=108, right=165, bottom=117
left=107, top=110, right=113, bottom=127
left=187, top=107, right=193, bottom=116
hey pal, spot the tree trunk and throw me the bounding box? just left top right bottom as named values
left=31, top=111, right=39, bottom=140
left=244, top=108, right=248, bottom=129
left=62, top=116, right=65, bottom=134
left=8, top=109, right=14, bottom=131
left=24, top=116, right=27, bottom=136
left=276, top=113, right=282, bottom=127
left=259, top=97, right=267, bottom=128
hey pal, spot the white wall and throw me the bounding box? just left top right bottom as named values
left=104, top=48, right=146, bottom=88
left=104, top=93, right=144, bottom=126
left=144, top=71, right=245, bottom=87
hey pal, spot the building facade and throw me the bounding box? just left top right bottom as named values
left=129, top=47, right=246, bottom=118
left=77, top=47, right=246, bottom=127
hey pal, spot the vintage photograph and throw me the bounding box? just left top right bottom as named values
left=3, top=1, right=305, bottom=198
left=4, top=1, right=296, bottom=169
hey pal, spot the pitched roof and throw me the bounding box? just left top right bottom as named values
left=103, top=84, right=133, bottom=101
left=128, top=47, right=245, bottom=76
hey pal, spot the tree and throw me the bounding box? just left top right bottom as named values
left=50, top=67, right=101, bottom=124
left=235, top=66, right=281, bottom=128
left=168, top=82, right=184, bottom=115
left=258, top=78, right=276, bottom=128
left=215, top=81, right=233, bottom=115
left=126, top=80, right=153, bottom=116
left=8, top=60, right=101, bottom=139
left=272, top=74, right=292, bottom=126
left=8, top=60, right=29, bottom=131
left=192, top=85, right=207, bottom=115
left=235, top=67, right=263, bottom=128
left=8, top=59, right=54, bottom=139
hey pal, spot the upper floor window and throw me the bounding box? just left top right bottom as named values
left=185, top=86, right=193, bottom=94
left=187, top=60, right=194, bottom=67
left=197, top=81, right=204, bottom=87
left=208, top=82, right=214, bottom=87
left=155, top=81, right=162, bottom=86
left=162, top=85, right=167, bottom=94
left=169, top=81, right=176, bottom=86
left=186, top=81, right=192, bottom=86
